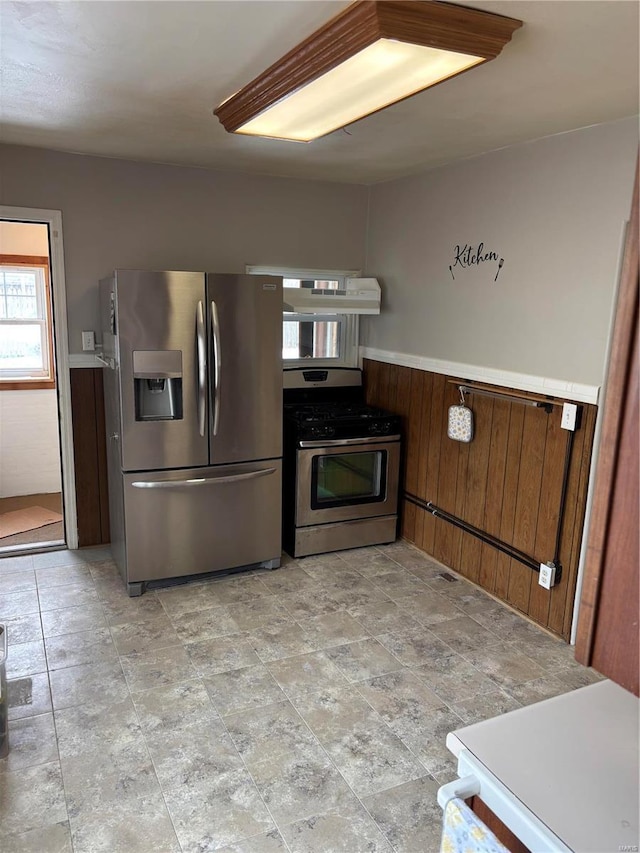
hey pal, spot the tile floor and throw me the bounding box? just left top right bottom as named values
left=0, top=541, right=603, bottom=853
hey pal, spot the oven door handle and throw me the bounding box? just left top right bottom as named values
left=298, top=435, right=401, bottom=448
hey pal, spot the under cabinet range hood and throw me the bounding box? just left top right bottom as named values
left=283, top=278, right=381, bottom=314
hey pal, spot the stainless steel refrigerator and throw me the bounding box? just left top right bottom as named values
left=99, top=270, right=282, bottom=595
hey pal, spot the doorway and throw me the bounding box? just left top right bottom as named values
left=0, top=207, right=77, bottom=553
left=0, top=221, right=64, bottom=550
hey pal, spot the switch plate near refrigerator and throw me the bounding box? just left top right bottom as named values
left=82, top=331, right=96, bottom=351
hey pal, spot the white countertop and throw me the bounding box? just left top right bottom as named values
left=446, top=680, right=639, bottom=853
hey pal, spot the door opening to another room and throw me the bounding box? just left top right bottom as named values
left=0, top=220, right=65, bottom=552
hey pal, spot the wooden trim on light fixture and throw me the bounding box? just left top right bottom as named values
left=214, top=1, right=522, bottom=135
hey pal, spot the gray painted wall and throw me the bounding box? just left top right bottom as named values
left=362, top=117, right=638, bottom=387
left=0, top=145, right=369, bottom=353
left=2, top=120, right=637, bottom=382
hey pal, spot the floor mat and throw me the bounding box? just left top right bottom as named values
left=0, top=506, right=64, bottom=539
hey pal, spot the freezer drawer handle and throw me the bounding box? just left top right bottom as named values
left=196, top=301, right=207, bottom=437
left=211, top=300, right=221, bottom=436
left=131, top=467, right=277, bottom=489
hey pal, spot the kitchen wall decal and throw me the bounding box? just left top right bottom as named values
left=448, top=242, right=504, bottom=281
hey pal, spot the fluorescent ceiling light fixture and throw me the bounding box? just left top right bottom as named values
left=214, top=1, right=522, bottom=143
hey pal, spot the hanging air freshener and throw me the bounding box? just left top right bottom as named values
left=448, top=387, right=474, bottom=442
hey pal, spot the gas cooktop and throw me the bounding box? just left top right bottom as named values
left=283, top=368, right=401, bottom=441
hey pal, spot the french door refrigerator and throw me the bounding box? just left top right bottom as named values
left=99, top=270, right=282, bottom=595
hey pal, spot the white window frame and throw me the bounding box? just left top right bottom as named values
left=246, top=265, right=360, bottom=368
left=0, top=263, right=52, bottom=381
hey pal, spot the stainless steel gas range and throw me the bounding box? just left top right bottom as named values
left=282, top=367, right=401, bottom=558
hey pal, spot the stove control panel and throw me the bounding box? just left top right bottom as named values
left=308, top=424, right=336, bottom=439
left=294, top=418, right=400, bottom=442
left=368, top=420, right=393, bottom=436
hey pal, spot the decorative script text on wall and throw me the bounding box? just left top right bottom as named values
left=449, top=243, right=504, bottom=281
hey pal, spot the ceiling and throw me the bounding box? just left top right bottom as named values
left=1, top=1, right=638, bottom=185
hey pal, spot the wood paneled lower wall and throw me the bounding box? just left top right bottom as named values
left=70, top=368, right=110, bottom=547
left=363, top=359, right=597, bottom=639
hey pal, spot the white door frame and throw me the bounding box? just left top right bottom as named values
left=0, top=205, right=78, bottom=549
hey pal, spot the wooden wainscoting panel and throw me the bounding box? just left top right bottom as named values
left=478, top=398, right=511, bottom=590
left=390, top=363, right=412, bottom=537
left=379, top=357, right=392, bottom=406
left=506, top=405, right=548, bottom=613
left=433, top=382, right=462, bottom=568
left=410, top=370, right=426, bottom=546
left=70, top=368, right=101, bottom=546
left=70, top=368, right=110, bottom=547
left=555, top=404, right=596, bottom=638
left=389, top=364, right=402, bottom=412
left=458, top=393, right=493, bottom=584
left=423, top=372, right=446, bottom=554
left=528, top=413, right=571, bottom=625
left=363, top=358, right=597, bottom=638
left=395, top=365, right=412, bottom=421
left=405, top=369, right=425, bottom=498
left=453, top=446, right=471, bottom=578
left=494, top=403, right=524, bottom=601
left=401, top=498, right=416, bottom=541
left=413, top=496, right=425, bottom=549
left=364, top=357, right=381, bottom=408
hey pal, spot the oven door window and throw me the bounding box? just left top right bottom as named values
left=311, top=450, right=387, bottom=509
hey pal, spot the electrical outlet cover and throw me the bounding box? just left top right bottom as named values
left=538, top=562, right=555, bottom=589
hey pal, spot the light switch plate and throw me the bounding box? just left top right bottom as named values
left=82, top=331, right=95, bottom=352
left=561, top=402, right=577, bottom=431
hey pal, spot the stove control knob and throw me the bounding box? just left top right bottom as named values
left=309, top=424, right=336, bottom=439
left=370, top=420, right=392, bottom=435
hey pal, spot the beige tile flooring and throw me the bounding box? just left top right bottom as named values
left=0, top=542, right=603, bottom=853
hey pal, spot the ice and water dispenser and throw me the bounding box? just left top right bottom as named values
left=133, top=350, right=183, bottom=421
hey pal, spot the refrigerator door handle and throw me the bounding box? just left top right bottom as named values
left=131, top=467, right=277, bottom=489
left=196, top=301, right=207, bottom=437
left=210, top=299, right=221, bottom=436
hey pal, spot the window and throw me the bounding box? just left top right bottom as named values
left=0, top=256, right=54, bottom=389
left=247, top=266, right=360, bottom=367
